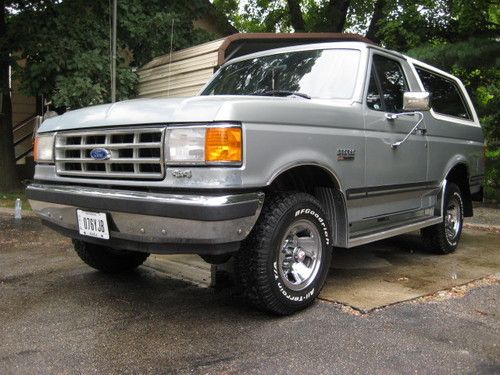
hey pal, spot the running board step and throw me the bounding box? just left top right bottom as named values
left=347, top=216, right=442, bottom=248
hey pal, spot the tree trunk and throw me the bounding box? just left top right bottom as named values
left=286, top=0, right=306, bottom=32
left=366, top=0, right=386, bottom=44
left=329, top=0, right=351, bottom=32
left=0, top=0, right=21, bottom=191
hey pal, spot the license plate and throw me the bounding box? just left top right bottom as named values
left=76, top=209, right=110, bottom=240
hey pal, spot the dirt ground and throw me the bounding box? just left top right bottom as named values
left=469, top=203, right=500, bottom=227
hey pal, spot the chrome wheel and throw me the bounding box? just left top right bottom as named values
left=278, top=219, right=322, bottom=291
left=444, top=194, right=461, bottom=244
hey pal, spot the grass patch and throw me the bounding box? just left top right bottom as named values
left=0, top=190, right=31, bottom=211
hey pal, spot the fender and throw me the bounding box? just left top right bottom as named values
left=442, top=155, right=470, bottom=182
left=267, top=161, right=343, bottom=192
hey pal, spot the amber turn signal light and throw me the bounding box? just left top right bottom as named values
left=33, top=137, right=39, bottom=162
left=205, top=127, right=242, bottom=163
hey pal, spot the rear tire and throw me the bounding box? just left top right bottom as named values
left=73, top=240, right=150, bottom=273
left=235, top=192, right=333, bottom=315
left=421, top=182, right=464, bottom=254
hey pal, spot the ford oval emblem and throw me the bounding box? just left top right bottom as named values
left=90, top=148, right=111, bottom=160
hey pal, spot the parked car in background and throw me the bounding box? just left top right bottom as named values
left=27, top=41, right=484, bottom=315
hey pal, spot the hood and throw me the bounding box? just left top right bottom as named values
left=38, top=95, right=356, bottom=133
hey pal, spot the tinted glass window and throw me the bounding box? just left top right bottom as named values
left=366, top=73, right=382, bottom=111
left=201, top=49, right=361, bottom=99
left=371, top=55, right=408, bottom=113
left=415, top=67, right=471, bottom=119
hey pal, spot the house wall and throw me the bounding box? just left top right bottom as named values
left=137, top=38, right=224, bottom=98
left=11, top=79, right=37, bottom=127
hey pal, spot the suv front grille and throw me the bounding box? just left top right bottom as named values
left=55, top=127, right=165, bottom=179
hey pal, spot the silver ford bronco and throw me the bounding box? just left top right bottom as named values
left=27, top=41, right=484, bottom=315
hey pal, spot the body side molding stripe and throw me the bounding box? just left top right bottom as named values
left=346, top=181, right=439, bottom=200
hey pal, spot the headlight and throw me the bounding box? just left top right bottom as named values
left=34, top=133, right=55, bottom=163
left=165, top=125, right=242, bottom=165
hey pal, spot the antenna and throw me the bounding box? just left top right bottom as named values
left=111, top=0, right=117, bottom=102
left=108, top=0, right=112, bottom=99
left=167, top=18, right=175, bottom=97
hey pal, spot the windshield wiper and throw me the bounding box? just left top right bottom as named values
left=254, top=90, right=311, bottom=99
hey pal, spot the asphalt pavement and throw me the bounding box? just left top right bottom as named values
left=0, top=213, right=499, bottom=374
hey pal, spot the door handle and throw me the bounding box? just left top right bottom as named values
left=385, top=112, right=426, bottom=149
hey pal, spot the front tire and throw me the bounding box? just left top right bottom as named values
left=421, top=182, right=464, bottom=254
left=235, top=192, right=333, bottom=315
left=73, top=240, right=150, bottom=273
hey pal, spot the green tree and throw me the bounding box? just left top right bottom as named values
left=214, top=0, right=499, bottom=49
left=0, top=0, right=216, bottom=191
left=0, top=0, right=27, bottom=191
left=11, top=0, right=215, bottom=109
left=214, top=0, right=499, bottom=199
left=407, top=38, right=499, bottom=140
left=408, top=37, right=500, bottom=199
left=213, top=0, right=389, bottom=35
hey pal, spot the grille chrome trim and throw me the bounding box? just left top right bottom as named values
left=56, top=143, right=162, bottom=150
left=55, top=127, right=165, bottom=180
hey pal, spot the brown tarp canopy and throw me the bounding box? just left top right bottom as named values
left=218, top=32, right=374, bottom=65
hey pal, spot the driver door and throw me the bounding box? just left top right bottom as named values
left=363, top=52, right=428, bottom=217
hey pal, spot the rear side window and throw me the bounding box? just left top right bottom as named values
left=367, top=54, right=408, bottom=113
left=415, top=67, right=472, bottom=120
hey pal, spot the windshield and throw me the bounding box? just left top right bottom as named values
left=200, top=48, right=361, bottom=100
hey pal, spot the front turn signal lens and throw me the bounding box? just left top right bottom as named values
left=205, top=127, right=242, bottom=164
left=33, top=133, right=55, bottom=163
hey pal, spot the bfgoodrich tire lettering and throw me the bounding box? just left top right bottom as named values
left=235, top=192, right=333, bottom=315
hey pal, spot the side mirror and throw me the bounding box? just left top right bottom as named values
left=403, top=91, right=430, bottom=111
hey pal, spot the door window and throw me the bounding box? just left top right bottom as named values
left=415, top=67, right=472, bottom=120
left=366, top=54, right=408, bottom=113
left=366, top=73, right=382, bottom=111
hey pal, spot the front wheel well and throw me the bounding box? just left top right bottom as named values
left=268, top=165, right=340, bottom=194
left=446, top=163, right=473, bottom=217
left=266, top=165, right=347, bottom=247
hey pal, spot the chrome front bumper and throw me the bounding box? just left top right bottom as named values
left=26, top=184, right=265, bottom=254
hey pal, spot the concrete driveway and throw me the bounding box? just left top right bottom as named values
left=322, top=229, right=500, bottom=311
left=0, top=213, right=499, bottom=374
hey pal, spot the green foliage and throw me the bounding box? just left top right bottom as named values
left=0, top=190, right=30, bottom=210
left=214, top=0, right=500, bottom=200
left=407, top=37, right=499, bottom=200
left=407, top=38, right=500, bottom=142
left=6, top=0, right=215, bottom=109
left=215, top=0, right=499, bottom=49
left=405, top=38, right=499, bottom=72
left=213, top=0, right=292, bottom=32
left=214, top=0, right=374, bottom=33
left=3, top=0, right=499, bottom=198
left=485, top=147, right=500, bottom=201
